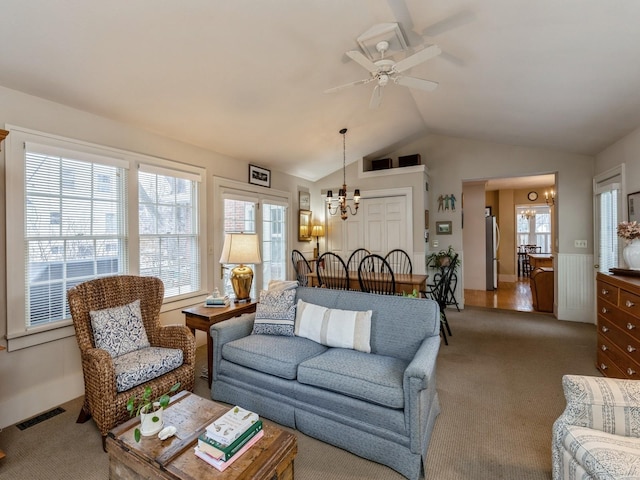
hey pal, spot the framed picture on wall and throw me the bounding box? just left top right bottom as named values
left=629, top=191, right=640, bottom=222
left=248, top=164, right=271, bottom=188
left=299, top=191, right=310, bottom=210
left=436, top=221, right=452, bottom=235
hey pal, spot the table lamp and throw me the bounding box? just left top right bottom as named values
left=311, top=224, right=325, bottom=259
left=219, top=233, right=262, bottom=302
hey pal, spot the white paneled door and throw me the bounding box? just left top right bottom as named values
left=326, top=195, right=407, bottom=262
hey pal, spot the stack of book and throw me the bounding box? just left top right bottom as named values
left=194, top=405, right=263, bottom=472
left=204, top=292, right=230, bottom=308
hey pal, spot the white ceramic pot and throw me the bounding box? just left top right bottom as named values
left=139, top=402, right=164, bottom=436
left=623, top=239, right=640, bottom=270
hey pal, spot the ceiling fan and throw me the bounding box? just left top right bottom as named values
left=324, top=40, right=441, bottom=109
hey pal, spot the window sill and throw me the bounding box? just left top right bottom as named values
left=6, top=323, right=75, bottom=351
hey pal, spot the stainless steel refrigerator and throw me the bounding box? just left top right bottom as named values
left=485, top=216, right=500, bottom=290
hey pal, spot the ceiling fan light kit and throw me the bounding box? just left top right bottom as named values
left=325, top=23, right=441, bottom=109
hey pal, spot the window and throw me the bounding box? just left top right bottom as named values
left=6, top=126, right=206, bottom=350
left=516, top=205, right=551, bottom=253
left=215, top=178, right=290, bottom=299
left=594, top=166, right=623, bottom=273
left=139, top=166, right=200, bottom=297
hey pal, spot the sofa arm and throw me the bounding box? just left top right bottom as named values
left=557, top=374, right=640, bottom=437
left=403, top=335, right=441, bottom=453
left=209, top=313, right=255, bottom=380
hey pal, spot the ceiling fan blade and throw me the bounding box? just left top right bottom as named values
left=346, top=50, right=379, bottom=74
left=395, top=75, right=439, bottom=91
left=369, top=85, right=384, bottom=109
left=324, top=78, right=371, bottom=94
left=393, top=45, right=442, bottom=73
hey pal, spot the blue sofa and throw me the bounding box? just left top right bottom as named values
left=210, top=287, right=441, bottom=480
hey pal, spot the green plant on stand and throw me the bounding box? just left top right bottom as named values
left=126, top=382, right=180, bottom=442
left=402, top=289, right=419, bottom=298
left=426, top=245, right=460, bottom=270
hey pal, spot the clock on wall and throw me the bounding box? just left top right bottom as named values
left=527, top=191, right=538, bottom=201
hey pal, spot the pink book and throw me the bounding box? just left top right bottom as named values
left=194, top=429, right=264, bottom=472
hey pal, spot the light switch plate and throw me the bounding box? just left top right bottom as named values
left=575, top=240, right=587, bottom=248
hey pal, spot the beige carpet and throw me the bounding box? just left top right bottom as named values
left=0, top=307, right=597, bottom=479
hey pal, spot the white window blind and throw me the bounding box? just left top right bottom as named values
left=138, top=168, right=200, bottom=298
left=24, top=146, right=127, bottom=327
left=596, top=180, right=621, bottom=273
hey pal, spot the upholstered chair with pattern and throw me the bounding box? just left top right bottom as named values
left=552, top=374, right=640, bottom=479
left=68, top=275, right=195, bottom=446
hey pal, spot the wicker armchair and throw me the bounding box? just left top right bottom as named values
left=67, top=275, right=195, bottom=443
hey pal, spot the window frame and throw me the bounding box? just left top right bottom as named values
left=5, top=125, right=207, bottom=351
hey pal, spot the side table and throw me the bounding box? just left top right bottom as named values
left=182, top=301, right=257, bottom=387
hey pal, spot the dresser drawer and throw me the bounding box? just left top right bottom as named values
left=596, top=348, right=627, bottom=378
left=597, top=280, right=619, bottom=304
left=598, top=315, right=640, bottom=364
left=597, top=299, right=638, bottom=335
left=597, top=335, right=640, bottom=379
left=620, top=289, right=640, bottom=320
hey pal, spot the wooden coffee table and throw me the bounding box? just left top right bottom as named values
left=106, top=391, right=297, bottom=480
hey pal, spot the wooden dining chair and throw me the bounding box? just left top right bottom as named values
left=316, top=252, right=349, bottom=290
left=384, top=249, right=413, bottom=275
left=291, top=249, right=312, bottom=286
left=347, top=248, right=371, bottom=273
left=358, top=254, right=396, bottom=295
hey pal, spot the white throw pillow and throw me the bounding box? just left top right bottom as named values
left=90, top=299, right=150, bottom=358
left=294, top=299, right=372, bottom=353
left=267, top=280, right=299, bottom=291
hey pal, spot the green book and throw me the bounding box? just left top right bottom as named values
left=197, top=420, right=263, bottom=461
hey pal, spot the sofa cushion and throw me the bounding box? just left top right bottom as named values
left=562, top=425, right=640, bottom=479
left=222, top=334, right=327, bottom=380
left=297, top=348, right=407, bottom=408
left=90, top=299, right=150, bottom=358
left=113, top=346, right=184, bottom=392
left=252, top=289, right=297, bottom=336
left=295, top=299, right=372, bottom=353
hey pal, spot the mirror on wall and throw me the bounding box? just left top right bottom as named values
left=299, top=210, right=312, bottom=241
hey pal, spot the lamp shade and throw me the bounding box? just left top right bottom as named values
left=219, top=233, right=262, bottom=265
left=311, top=224, right=325, bottom=237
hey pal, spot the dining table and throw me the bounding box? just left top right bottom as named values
left=305, top=271, right=427, bottom=295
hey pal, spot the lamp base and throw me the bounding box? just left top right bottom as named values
left=230, top=264, right=254, bottom=302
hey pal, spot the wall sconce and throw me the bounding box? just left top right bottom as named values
left=545, top=190, right=555, bottom=206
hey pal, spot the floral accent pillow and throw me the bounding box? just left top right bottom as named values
left=251, top=289, right=297, bottom=336
left=90, top=299, right=150, bottom=358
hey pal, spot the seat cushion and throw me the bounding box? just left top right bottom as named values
left=222, top=334, right=327, bottom=380
left=113, top=346, right=184, bottom=392
left=90, top=299, right=150, bottom=358
left=563, top=425, right=640, bottom=479
left=297, top=348, right=407, bottom=408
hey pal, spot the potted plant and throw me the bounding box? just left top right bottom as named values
left=126, top=382, right=180, bottom=442
left=426, top=245, right=460, bottom=270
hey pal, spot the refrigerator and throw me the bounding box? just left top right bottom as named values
left=485, top=216, right=500, bottom=290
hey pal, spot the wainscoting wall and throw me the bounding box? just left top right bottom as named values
left=556, top=253, right=595, bottom=323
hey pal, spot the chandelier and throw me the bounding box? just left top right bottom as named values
left=326, top=128, right=360, bottom=220
left=521, top=209, right=534, bottom=220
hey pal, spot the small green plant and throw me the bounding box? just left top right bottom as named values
left=126, top=382, right=180, bottom=442
left=402, top=289, right=419, bottom=298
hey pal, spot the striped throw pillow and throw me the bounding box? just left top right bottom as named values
left=294, top=299, right=372, bottom=353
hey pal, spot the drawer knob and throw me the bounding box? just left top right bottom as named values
left=628, top=345, right=637, bottom=353
left=601, top=325, right=609, bottom=333
left=602, top=288, right=610, bottom=295
left=627, top=300, right=636, bottom=308
left=600, top=363, right=608, bottom=370
left=601, top=344, right=608, bottom=351
left=628, top=323, right=637, bottom=330
left=602, top=307, right=609, bottom=314
left=628, top=368, right=637, bottom=376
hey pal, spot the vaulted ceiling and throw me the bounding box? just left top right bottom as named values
left=2, top=1, right=640, bottom=181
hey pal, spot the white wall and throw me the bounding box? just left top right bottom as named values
left=0, top=85, right=311, bottom=428
left=596, top=124, right=640, bottom=195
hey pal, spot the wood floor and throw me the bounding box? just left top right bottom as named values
left=464, top=278, right=535, bottom=312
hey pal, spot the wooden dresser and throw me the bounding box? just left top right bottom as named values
left=596, top=272, right=640, bottom=378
